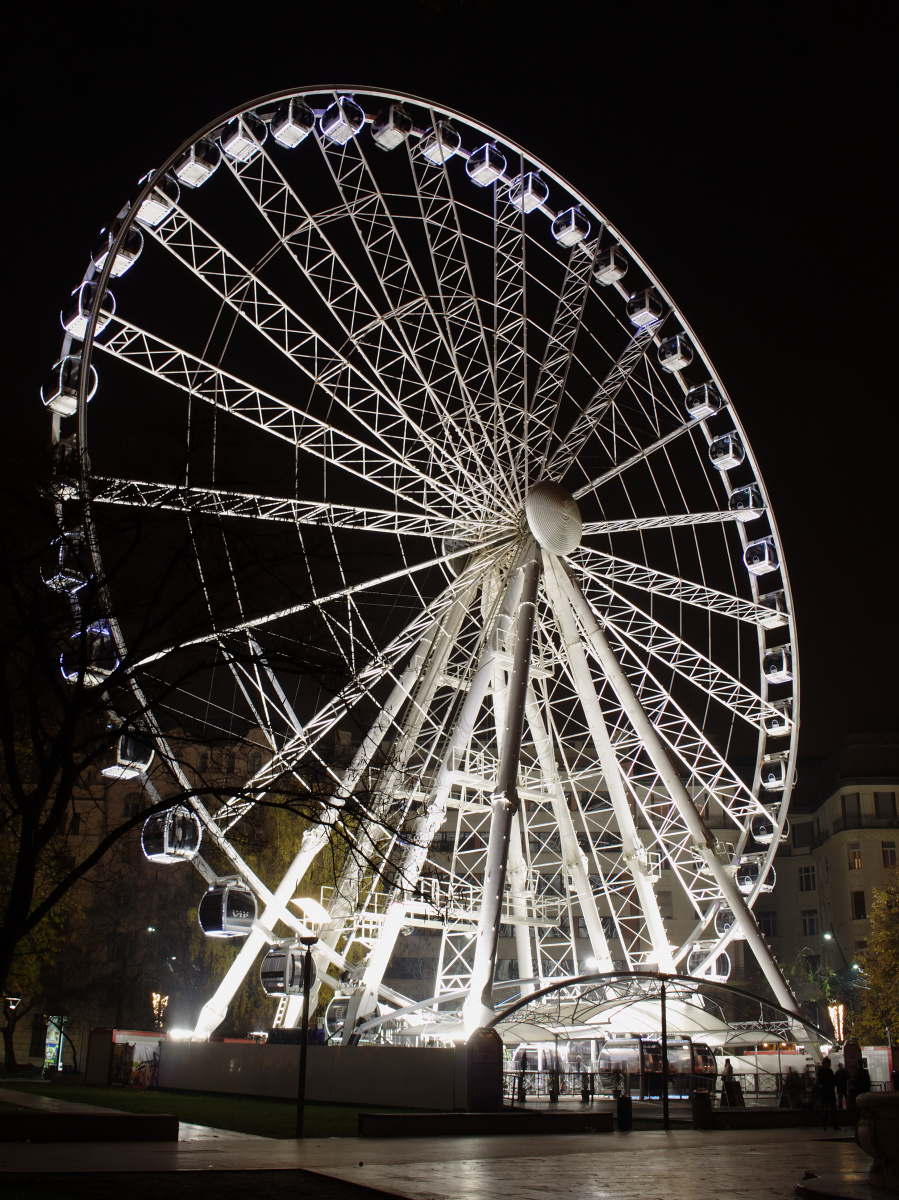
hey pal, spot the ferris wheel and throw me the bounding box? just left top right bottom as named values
left=44, top=87, right=802, bottom=1041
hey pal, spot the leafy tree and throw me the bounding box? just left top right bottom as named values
left=851, top=871, right=899, bottom=1044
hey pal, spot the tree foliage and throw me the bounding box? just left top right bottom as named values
left=851, top=871, right=899, bottom=1044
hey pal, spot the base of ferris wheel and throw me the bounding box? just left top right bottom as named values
left=262, top=968, right=825, bottom=1059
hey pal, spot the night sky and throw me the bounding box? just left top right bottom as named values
left=10, top=3, right=895, bottom=756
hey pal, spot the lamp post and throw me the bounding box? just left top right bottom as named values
left=295, top=934, right=318, bottom=1138
left=660, top=977, right=670, bottom=1130
left=290, top=897, right=330, bottom=1140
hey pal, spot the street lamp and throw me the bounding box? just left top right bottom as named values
left=290, top=898, right=329, bottom=1138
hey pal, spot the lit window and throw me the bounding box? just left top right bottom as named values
left=801, top=910, right=819, bottom=936
left=851, top=890, right=867, bottom=920
left=848, top=842, right=862, bottom=871
left=798, top=865, right=816, bottom=892
left=882, top=841, right=897, bottom=868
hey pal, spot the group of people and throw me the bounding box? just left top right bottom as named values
left=720, top=1055, right=871, bottom=1125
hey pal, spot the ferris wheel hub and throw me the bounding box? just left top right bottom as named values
left=524, top=481, right=582, bottom=554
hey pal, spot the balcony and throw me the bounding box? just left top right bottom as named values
left=831, top=814, right=899, bottom=835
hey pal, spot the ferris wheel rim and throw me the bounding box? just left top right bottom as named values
left=53, top=85, right=799, bottom=1023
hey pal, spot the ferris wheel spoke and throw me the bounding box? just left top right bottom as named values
left=572, top=419, right=699, bottom=500
left=131, top=533, right=511, bottom=669
left=575, top=570, right=782, bottom=733
left=146, top=207, right=483, bottom=509
left=90, top=476, right=491, bottom=540
left=572, top=546, right=776, bottom=626
left=222, top=144, right=496, bottom=502
left=523, top=239, right=600, bottom=481
left=406, top=125, right=520, bottom=504
left=581, top=509, right=752, bottom=535
left=96, top=319, right=467, bottom=515
left=543, top=322, right=666, bottom=481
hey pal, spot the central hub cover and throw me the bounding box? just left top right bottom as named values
left=524, top=481, right=582, bottom=554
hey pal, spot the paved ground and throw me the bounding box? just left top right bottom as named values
left=0, top=1086, right=874, bottom=1200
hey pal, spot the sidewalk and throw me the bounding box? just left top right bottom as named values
left=0, top=1086, right=871, bottom=1200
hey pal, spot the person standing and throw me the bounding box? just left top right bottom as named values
left=784, top=1067, right=802, bottom=1109
left=721, top=1057, right=735, bottom=1107
left=818, top=1057, right=839, bottom=1130
left=834, top=1063, right=849, bottom=1110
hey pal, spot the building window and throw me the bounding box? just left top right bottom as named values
left=851, top=891, right=867, bottom=920
left=801, top=910, right=819, bottom=936
left=798, top=865, right=816, bottom=892
left=875, top=792, right=897, bottom=818
left=823, top=856, right=830, bottom=883
left=601, top=916, right=620, bottom=939
left=123, top=795, right=142, bottom=818
left=196, top=751, right=208, bottom=774
left=656, top=891, right=674, bottom=919
left=224, top=753, right=235, bottom=775
left=576, top=916, right=588, bottom=938
left=248, top=751, right=262, bottom=775
left=69, top=812, right=82, bottom=835
left=848, top=842, right=862, bottom=871
left=883, top=841, right=897, bottom=868
left=757, top=911, right=777, bottom=937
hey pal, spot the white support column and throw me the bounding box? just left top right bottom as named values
left=507, top=810, right=535, bottom=994
left=542, top=555, right=675, bottom=973
left=463, top=543, right=541, bottom=1034
left=551, top=555, right=804, bottom=1017
left=523, top=685, right=614, bottom=972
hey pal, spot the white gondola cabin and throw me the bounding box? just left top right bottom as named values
left=41, top=356, right=98, bottom=417
left=466, top=142, right=506, bottom=186
left=324, top=995, right=352, bottom=1040
left=627, top=289, right=663, bottom=328
left=593, top=246, right=628, bottom=285
left=758, top=589, right=789, bottom=629
left=736, top=859, right=775, bottom=894
left=658, top=334, right=693, bottom=371
left=61, top=282, right=115, bottom=340
left=271, top=97, right=316, bottom=148
left=764, top=699, right=792, bottom=736
left=142, top=806, right=203, bottom=863
left=136, top=173, right=180, bottom=227
left=198, top=882, right=256, bottom=937
left=102, top=731, right=154, bottom=780
left=320, top=97, right=365, bottom=145
left=760, top=753, right=789, bottom=791
left=763, top=646, right=792, bottom=683
left=371, top=103, right=413, bottom=150
left=687, top=949, right=731, bottom=982
left=744, top=537, right=779, bottom=576
left=729, top=484, right=764, bottom=522
left=508, top=172, right=548, bottom=213
left=685, top=382, right=723, bottom=420
left=91, top=222, right=144, bottom=278
left=60, top=620, right=119, bottom=686
left=260, top=946, right=316, bottom=996
left=750, top=808, right=789, bottom=844
left=220, top=113, right=267, bottom=163
left=174, top=139, right=221, bottom=188
left=715, top=906, right=745, bottom=938
left=709, top=432, right=745, bottom=471
left=419, top=120, right=461, bottom=164
left=552, top=207, right=590, bottom=247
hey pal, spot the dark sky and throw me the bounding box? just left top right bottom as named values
left=10, top=2, right=895, bottom=754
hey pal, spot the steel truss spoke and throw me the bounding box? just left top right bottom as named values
left=582, top=509, right=751, bottom=535
left=572, top=419, right=699, bottom=500
left=90, top=476, right=493, bottom=540
left=223, top=137, right=496, bottom=503
left=97, top=319, right=464, bottom=515
left=573, top=545, right=778, bottom=626
left=543, top=322, right=661, bottom=482
left=147, top=204, right=491, bottom=517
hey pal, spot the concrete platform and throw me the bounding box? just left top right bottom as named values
left=358, top=1109, right=613, bottom=1136
left=0, top=1086, right=875, bottom=1199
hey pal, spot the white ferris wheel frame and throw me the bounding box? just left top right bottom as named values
left=49, top=85, right=803, bottom=1042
